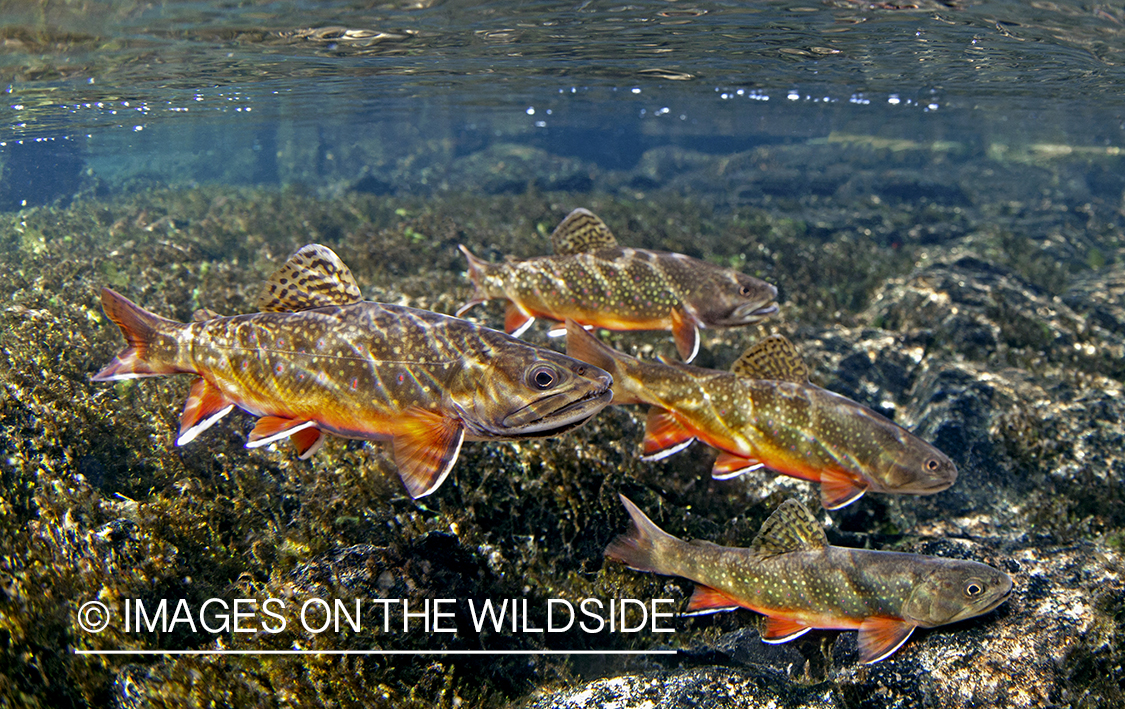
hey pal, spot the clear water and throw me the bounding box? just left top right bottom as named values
left=3, top=0, right=1124, bottom=200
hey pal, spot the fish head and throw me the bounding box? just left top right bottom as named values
left=686, top=269, right=778, bottom=327
left=869, top=432, right=958, bottom=496
left=452, top=342, right=613, bottom=440
left=902, top=560, right=1013, bottom=628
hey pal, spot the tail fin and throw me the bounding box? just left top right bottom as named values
left=454, top=244, right=491, bottom=317
left=92, top=288, right=186, bottom=381
left=604, top=494, right=680, bottom=574
left=564, top=320, right=645, bottom=405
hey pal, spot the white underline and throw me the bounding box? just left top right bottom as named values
left=74, top=649, right=677, bottom=656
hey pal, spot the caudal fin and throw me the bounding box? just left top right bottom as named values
left=92, top=288, right=186, bottom=381
left=604, top=494, right=680, bottom=574
left=564, top=320, right=644, bottom=405
left=454, top=244, right=491, bottom=317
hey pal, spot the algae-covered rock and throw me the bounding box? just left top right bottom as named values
left=1, top=159, right=1124, bottom=708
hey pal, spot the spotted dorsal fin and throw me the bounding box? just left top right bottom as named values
left=750, top=499, right=827, bottom=557
left=730, top=335, right=809, bottom=383
left=550, top=208, right=618, bottom=255
left=256, top=244, right=363, bottom=313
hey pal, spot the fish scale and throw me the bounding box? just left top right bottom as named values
left=457, top=208, right=778, bottom=362
left=566, top=322, right=957, bottom=509
left=606, top=495, right=1012, bottom=664
left=92, top=244, right=613, bottom=499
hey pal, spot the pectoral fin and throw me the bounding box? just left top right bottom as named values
left=857, top=617, right=916, bottom=664
left=712, top=451, right=765, bottom=480
left=760, top=616, right=813, bottom=644
left=670, top=307, right=700, bottom=363
left=684, top=585, right=743, bottom=614
left=177, top=378, right=235, bottom=446
left=504, top=302, right=535, bottom=338
left=392, top=407, right=465, bottom=498
left=819, top=468, right=868, bottom=510
left=640, top=408, right=695, bottom=461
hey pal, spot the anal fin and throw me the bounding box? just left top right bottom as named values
left=291, top=426, right=325, bottom=459
left=640, top=408, right=695, bottom=461
left=820, top=468, right=868, bottom=510
left=177, top=378, right=236, bottom=446
left=712, top=451, right=764, bottom=480
left=858, top=617, right=916, bottom=664
left=246, top=416, right=319, bottom=448
left=393, top=406, right=465, bottom=498
left=670, top=307, right=700, bottom=363
left=684, top=585, right=743, bottom=615
left=761, top=616, right=812, bottom=644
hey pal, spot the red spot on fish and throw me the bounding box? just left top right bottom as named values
left=274, top=363, right=284, bottom=374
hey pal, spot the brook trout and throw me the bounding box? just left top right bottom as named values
left=92, top=244, right=613, bottom=498
left=567, top=321, right=956, bottom=509
left=606, top=495, right=1012, bottom=663
left=455, top=208, right=778, bottom=363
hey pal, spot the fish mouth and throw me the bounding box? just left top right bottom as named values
left=499, top=376, right=613, bottom=438
left=724, top=300, right=779, bottom=325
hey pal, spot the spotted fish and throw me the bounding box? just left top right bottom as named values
left=455, top=208, right=778, bottom=363
left=92, top=244, right=613, bottom=498
left=606, top=495, right=1011, bottom=664
left=566, top=321, right=956, bottom=509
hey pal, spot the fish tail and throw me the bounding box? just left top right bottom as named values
left=564, top=320, right=644, bottom=405
left=91, top=288, right=187, bottom=381
left=604, top=494, right=681, bottom=574
left=455, top=244, right=492, bottom=316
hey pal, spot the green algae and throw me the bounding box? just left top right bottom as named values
left=0, top=182, right=1123, bottom=707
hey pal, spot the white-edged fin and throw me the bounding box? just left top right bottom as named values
left=393, top=407, right=466, bottom=498
left=256, top=244, right=363, bottom=313
left=858, top=618, right=916, bottom=664
left=671, top=307, right=700, bottom=363
left=246, top=419, right=319, bottom=448
left=640, top=437, right=695, bottom=462
left=712, top=461, right=764, bottom=480
left=760, top=616, right=813, bottom=643
left=177, top=404, right=235, bottom=446
left=504, top=302, right=535, bottom=338
left=550, top=322, right=591, bottom=337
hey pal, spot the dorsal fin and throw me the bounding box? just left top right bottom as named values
left=750, top=499, right=827, bottom=557
left=549, top=208, right=618, bottom=255
left=730, top=335, right=809, bottom=383
left=256, top=244, right=363, bottom=313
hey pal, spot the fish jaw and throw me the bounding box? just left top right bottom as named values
left=686, top=271, right=779, bottom=328
left=901, top=560, right=1013, bottom=628
left=866, top=439, right=959, bottom=496
left=452, top=339, right=613, bottom=441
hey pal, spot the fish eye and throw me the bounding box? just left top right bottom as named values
left=964, top=581, right=984, bottom=597
left=739, top=285, right=753, bottom=297
left=528, top=365, right=558, bottom=390
left=925, top=458, right=941, bottom=472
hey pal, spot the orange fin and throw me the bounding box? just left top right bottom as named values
left=858, top=617, right=916, bottom=664
left=549, top=208, right=618, bottom=255
left=641, top=408, right=695, bottom=461
left=820, top=468, right=868, bottom=510
left=670, top=307, right=700, bottom=363
left=760, top=616, right=812, bottom=643
left=504, top=302, right=535, bottom=338
left=392, top=407, right=465, bottom=498
left=176, top=378, right=236, bottom=445
left=91, top=288, right=184, bottom=381
left=712, top=451, right=764, bottom=480
left=684, top=585, right=743, bottom=614
left=246, top=416, right=319, bottom=448
left=291, top=426, right=325, bottom=460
